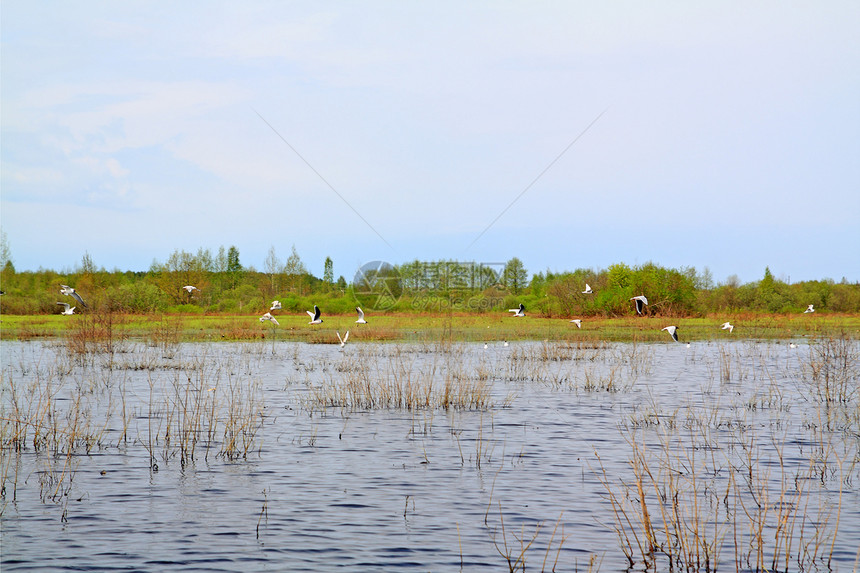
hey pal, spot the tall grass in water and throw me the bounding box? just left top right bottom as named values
left=143, top=350, right=265, bottom=465
left=302, top=345, right=494, bottom=411
left=600, top=374, right=855, bottom=573
left=1, top=344, right=267, bottom=517
left=64, top=307, right=129, bottom=362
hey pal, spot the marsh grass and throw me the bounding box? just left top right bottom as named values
left=302, top=345, right=494, bottom=411
left=1, top=343, right=267, bottom=515
left=600, top=334, right=859, bottom=572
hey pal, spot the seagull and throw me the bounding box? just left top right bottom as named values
left=508, top=303, right=525, bottom=317
left=183, top=285, right=198, bottom=293
left=503, top=340, right=509, bottom=347
left=661, top=325, right=679, bottom=342
left=686, top=341, right=691, bottom=348
left=336, top=330, right=349, bottom=348
left=355, top=307, right=367, bottom=324
left=582, top=283, right=592, bottom=294
left=720, top=321, right=734, bottom=333
left=270, top=300, right=282, bottom=311
left=56, top=302, right=76, bottom=315
left=630, top=295, right=648, bottom=315
left=307, top=305, right=323, bottom=324
left=789, top=342, right=798, bottom=349
left=60, top=285, right=87, bottom=307
left=483, top=342, right=488, bottom=349
left=804, top=304, right=815, bottom=313
left=260, top=312, right=279, bottom=326
left=570, top=319, right=582, bottom=328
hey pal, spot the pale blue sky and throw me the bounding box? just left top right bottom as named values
left=2, top=2, right=858, bottom=284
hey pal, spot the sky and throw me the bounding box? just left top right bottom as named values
left=2, top=2, right=859, bottom=285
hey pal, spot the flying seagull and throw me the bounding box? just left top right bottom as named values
left=720, top=321, right=734, bottom=333
left=355, top=307, right=367, bottom=324
left=582, top=284, right=592, bottom=294
left=270, top=300, right=282, bottom=311
left=630, top=295, right=648, bottom=315
left=307, top=305, right=323, bottom=324
left=56, top=302, right=76, bottom=315
left=804, top=304, right=815, bottom=313
left=661, top=325, right=679, bottom=342
left=508, top=303, right=525, bottom=317
left=570, top=319, right=582, bottom=328
left=336, top=330, right=349, bottom=348
left=183, top=285, right=198, bottom=293
left=60, top=285, right=87, bottom=307
left=260, top=312, right=279, bottom=326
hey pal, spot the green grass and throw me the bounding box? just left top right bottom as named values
left=2, top=311, right=858, bottom=343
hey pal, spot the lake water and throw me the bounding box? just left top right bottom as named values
left=1, top=338, right=858, bottom=571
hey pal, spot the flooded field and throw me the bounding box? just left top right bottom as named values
left=2, top=336, right=858, bottom=571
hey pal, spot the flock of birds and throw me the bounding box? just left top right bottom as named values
left=53, top=283, right=818, bottom=347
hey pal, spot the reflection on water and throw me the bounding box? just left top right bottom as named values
left=1, top=338, right=858, bottom=571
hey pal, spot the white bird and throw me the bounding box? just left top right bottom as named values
left=661, top=325, right=679, bottom=342
left=56, top=302, right=76, bottom=315
left=270, top=300, right=282, bottom=311
left=804, top=304, right=815, bottom=313
left=336, top=330, right=349, bottom=348
left=260, top=312, right=279, bottom=326
left=60, top=284, right=87, bottom=307
left=483, top=342, right=488, bottom=349
left=355, top=307, right=367, bottom=324
left=503, top=340, right=509, bottom=347
left=582, top=283, right=592, bottom=294
left=720, top=321, right=734, bottom=333
left=789, top=342, right=798, bottom=349
left=630, top=295, right=648, bottom=315
left=508, top=303, right=525, bottom=317
left=307, top=305, right=323, bottom=324
left=686, top=342, right=691, bottom=348
left=183, top=285, right=198, bottom=293
left=570, top=319, right=582, bottom=328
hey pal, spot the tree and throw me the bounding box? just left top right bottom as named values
left=215, top=246, right=228, bottom=273
left=227, top=246, right=242, bottom=273
left=81, top=251, right=96, bottom=274
left=227, top=245, right=242, bottom=289
left=264, top=246, right=281, bottom=293
left=323, top=257, right=334, bottom=287
left=0, top=230, right=11, bottom=270
left=503, top=257, right=528, bottom=294
left=0, top=230, right=14, bottom=282
left=283, top=245, right=307, bottom=294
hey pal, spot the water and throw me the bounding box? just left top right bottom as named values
left=2, top=338, right=858, bottom=571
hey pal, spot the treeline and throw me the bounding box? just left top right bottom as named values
left=0, top=247, right=858, bottom=317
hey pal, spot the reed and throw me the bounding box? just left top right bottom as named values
left=302, top=345, right=494, bottom=411
left=598, top=390, right=852, bottom=571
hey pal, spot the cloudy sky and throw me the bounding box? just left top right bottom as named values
left=2, top=2, right=858, bottom=284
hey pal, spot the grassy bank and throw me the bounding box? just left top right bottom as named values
left=2, top=311, right=858, bottom=343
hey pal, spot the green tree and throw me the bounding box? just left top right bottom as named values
left=227, top=245, right=243, bottom=289
left=323, top=256, right=334, bottom=287
left=0, top=230, right=11, bottom=270
left=283, top=245, right=307, bottom=294
left=503, top=257, right=528, bottom=295
left=81, top=251, right=96, bottom=274
left=227, top=246, right=242, bottom=273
